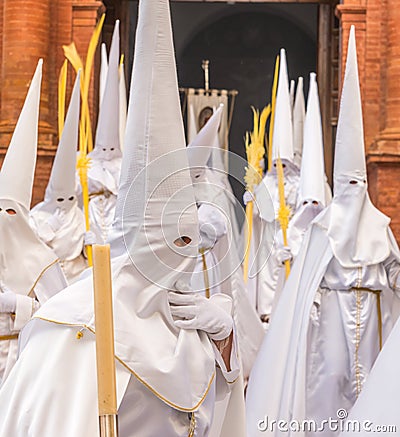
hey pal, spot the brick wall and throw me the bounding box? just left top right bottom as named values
left=0, top=0, right=104, bottom=206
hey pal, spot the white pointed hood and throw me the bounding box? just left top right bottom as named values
left=30, top=71, right=85, bottom=279
left=99, top=43, right=108, bottom=107
left=93, top=21, right=120, bottom=160
left=0, top=61, right=43, bottom=208
left=318, top=26, right=390, bottom=267
left=334, top=28, right=366, bottom=184
left=187, top=104, right=223, bottom=170
left=293, top=76, right=305, bottom=168
left=0, top=60, right=61, bottom=298
left=105, top=0, right=214, bottom=410
left=187, top=104, right=225, bottom=204
left=287, top=73, right=327, bottom=257
left=272, top=49, right=295, bottom=167
left=113, top=6, right=199, bottom=259
left=298, top=73, right=325, bottom=207
left=44, top=71, right=81, bottom=210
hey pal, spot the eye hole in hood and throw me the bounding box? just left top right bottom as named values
left=174, top=236, right=192, bottom=247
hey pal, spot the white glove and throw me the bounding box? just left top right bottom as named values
left=198, top=204, right=227, bottom=250
left=47, top=209, right=66, bottom=232
left=275, top=245, right=293, bottom=265
left=168, top=286, right=233, bottom=341
left=84, top=230, right=97, bottom=246
left=0, top=282, right=17, bottom=313
left=243, top=190, right=254, bottom=206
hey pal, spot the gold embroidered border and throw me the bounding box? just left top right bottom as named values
left=28, top=258, right=61, bottom=298
left=34, top=316, right=216, bottom=412
left=354, top=289, right=362, bottom=398
left=188, top=411, right=196, bottom=437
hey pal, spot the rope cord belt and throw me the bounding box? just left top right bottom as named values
left=351, top=287, right=382, bottom=350
left=0, top=334, right=19, bottom=341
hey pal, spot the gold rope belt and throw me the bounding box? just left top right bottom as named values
left=199, top=248, right=210, bottom=299
left=89, top=190, right=112, bottom=200
left=0, top=334, right=18, bottom=341
left=351, top=287, right=382, bottom=350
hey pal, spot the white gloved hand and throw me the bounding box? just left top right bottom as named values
left=168, top=286, right=233, bottom=341
left=243, top=190, right=254, bottom=206
left=84, top=230, right=97, bottom=246
left=275, top=245, right=293, bottom=266
left=0, top=282, right=17, bottom=313
left=47, top=209, right=66, bottom=232
left=198, top=204, right=227, bottom=250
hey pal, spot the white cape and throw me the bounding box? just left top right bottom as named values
left=246, top=223, right=333, bottom=437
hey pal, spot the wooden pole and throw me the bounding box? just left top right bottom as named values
left=92, top=244, right=118, bottom=437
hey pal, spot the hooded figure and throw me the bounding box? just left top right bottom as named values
left=86, top=20, right=122, bottom=244
left=287, top=72, right=331, bottom=259
left=188, top=106, right=265, bottom=385
left=0, top=1, right=241, bottom=436
left=30, top=72, right=88, bottom=283
left=257, top=48, right=300, bottom=212
left=292, top=76, right=305, bottom=168
left=0, top=60, right=67, bottom=385
left=259, top=72, right=332, bottom=323
left=188, top=105, right=227, bottom=297
left=245, top=26, right=400, bottom=437
left=246, top=49, right=299, bottom=320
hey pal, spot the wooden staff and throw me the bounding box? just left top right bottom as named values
left=92, top=244, right=118, bottom=437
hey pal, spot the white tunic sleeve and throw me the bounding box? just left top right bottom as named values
left=383, top=251, right=400, bottom=296
left=13, top=295, right=38, bottom=331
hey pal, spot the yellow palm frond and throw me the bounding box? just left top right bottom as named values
left=58, top=60, right=68, bottom=139
left=63, top=42, right=84, bottom=74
